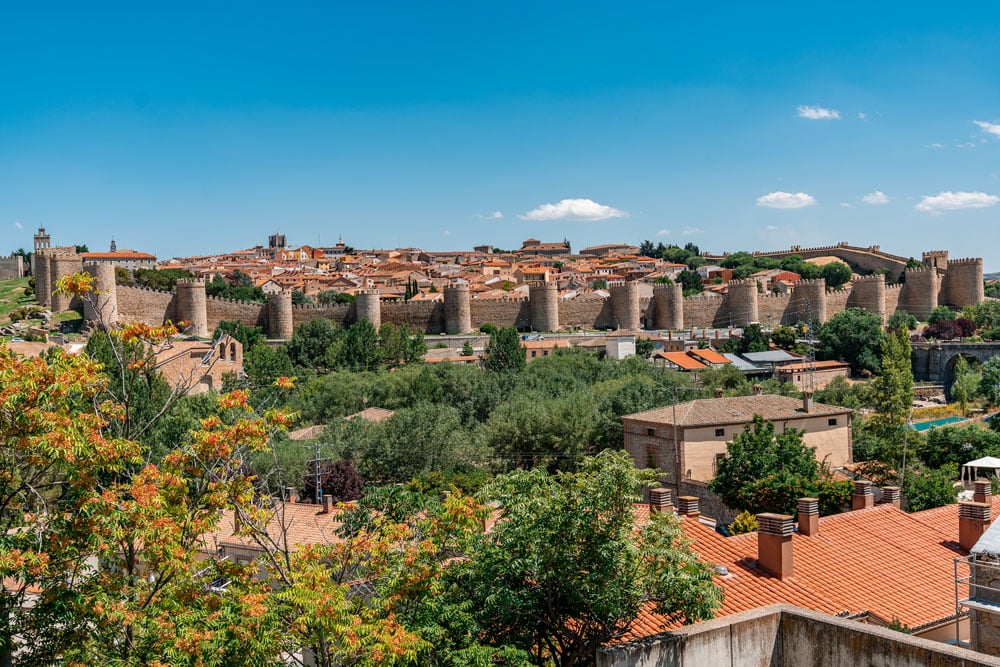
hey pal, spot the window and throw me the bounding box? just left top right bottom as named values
left=715, top=428, right=725, bottom=437
left=828, top=418, right=838, bottom=426
left=531, top=351, right=537, bottom=358
left=647, top=427, right=655, bottom=437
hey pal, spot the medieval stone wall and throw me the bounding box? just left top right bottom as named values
left=0, top=255, right=24, bottom=280
left=470, top=298, right=530, bottom=331
left=291, top=303, right=353, bottom=328
left=381, top=301, right=444, bottom=333
left=117, top=285, right=177, bottom=325
left=205, top=295, right=267, bottom=332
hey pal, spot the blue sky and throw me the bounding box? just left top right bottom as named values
left=3, top=2, right=1000, bottom=269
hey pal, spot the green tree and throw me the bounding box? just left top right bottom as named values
left=738, top=323, right=770, bottom=354
left=820, top=262, right=852, bottom=289
left=483, top=326, right=526, bottom=374
left=818, top=307, right=885, bottom=374
left=336, top=319, right=383, bottom=372
left=455, top=450, right=721, bottom=665
left=461, top=341, right=474, bottom=356
left=290, top=288, right=312, bottom=305
left=980, top=357, right=1000, bottom=406
left=317, top=289, right=355, bottom=305
left=928, top=305, right=956, bottom=324
left=951, top=355, right=981, bottom=416
left=770, top=325, right=797, bottom=350
left=285, top=318, right=341, bottom=372
left=676, top=269, right=704, bottom=295
left=887, top=310, right=918, bottom=332
left=710, top=416, right=821, bottom=514
left=903, top=464, right=958, bottom=511
left=865, top=327, right=914, bottom=465
left=214, top=319, right=265, bottom=349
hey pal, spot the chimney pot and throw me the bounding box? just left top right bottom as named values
left=322, top=494, right=333, bottom=514
left=852, top=480, right=874, bottom=511
left=802, top=391, right=814, bottom=414
left=649, top=487, right=673, bottom=514
left=753, top=384, right=763, bottom=396
left=285, top=486, right=297, bottom=504
left=714, top=388, right=724, bottom=399
left=677, top=495, right=700, bottom=518
left=881, top=486, right=901, bottom=509
left=959, top=501, right=993, bottom=551
left=975, top=479, right=992, bottom=505
left=797, top=497, right=819, bottom=536
left=757, top=513, right=794, bottom=579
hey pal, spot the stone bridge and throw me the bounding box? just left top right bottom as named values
left=912, top=341, right=1000, bottom=385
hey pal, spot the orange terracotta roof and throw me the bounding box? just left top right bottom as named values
left=687, top=348, right=731, bottom=365
left=656, top=351, right=707, bottom=370
left=626, top=501, right=974, bottom=640
left=777, top=360, right=852, bottom=372
left=82, top=250, right=156, bottom=260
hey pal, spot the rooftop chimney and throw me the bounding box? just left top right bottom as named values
left=757, top=513, right=794, bottom=579
left=881, top=486, right=901, bottom=509
left=797, top=497, right=819, bottom=537
left=649, top=487, right=673, bottom=514
left=802, top=391, right=814, bottom=414
left=851, top=480, right=874, bottom=511
left=960, top=501, right=992, bottom=552
left=975, top=479, right=993, bottom=505
left=677, top=495, right=700, bottom=518
left=714, top=388, right=724, bottom=399
left=285, top=486, right=297, bottom=504
left=753, top=384, right=763, bottom=396
left=322, top=494, right=333, bottom=514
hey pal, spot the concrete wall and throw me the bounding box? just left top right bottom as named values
left=597, top=604, right=1000, bottom=667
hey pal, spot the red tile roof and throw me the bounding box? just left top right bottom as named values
left=656, top=351, right=707, bottom=370
left=625, top=499, right=990, bottom=640
left=687, top=348, right=731, bottom=365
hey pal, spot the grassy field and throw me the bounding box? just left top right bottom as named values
left=0, top=277, right=36, bottom=324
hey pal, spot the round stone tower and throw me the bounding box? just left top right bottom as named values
left=82, top=261, right=118, bottom=328
left=175, top=279, right=210, bottom=338
left=609, top=282, right=641, bottom=331
left=354, top=289, right=381, bottom=329
left=48, top=252, right=84, bottom=313
left=726, top=279, right=759, bottom=326
left=528, top=282, right=560, bottom=332
left=901, top=267, right=939, bottom=321
left=790, top=278, right=827, bottom=326
left=443, top=283, right=473, bottom=334
left=944, top=258, right=984, bottom=308
left=34, top=249, right=52, bottom=308
left=652, top=283, right=683, bottom=330
left=850, top=274, right=887, bottom=323
left=267, top=290, right=294, bottom=340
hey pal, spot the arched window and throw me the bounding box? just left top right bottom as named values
left=230, top=343, right=237, bottom=362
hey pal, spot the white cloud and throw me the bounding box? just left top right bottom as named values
left=857, top=112, right=867, bottom=120
left=443, top=229, right=452, bottom=237
left=974, top=120, right=1000, bottom=138
left=656, top=229, right=671, bottom=236
left=915, top=191, right=1000, bottom=214
left=930, top=143, right=944, bottom=149
left=862, top=191, right=890, bottom=205
left=519, top=198, right=627, bottom=222
left=682, top=226, right=704, bottom=235
left=765, top=225, right=778, bottom=231
left=474, top=211, right=503, bottom=220
left=755, top=191, right=817, bottom=209
left=958, top=141, right=976, bottom=149
left=840, top=202, right=854, bottom=208
left=797, top=105, right=841, bottom=120
left=14, top=221, right=22, bottom=229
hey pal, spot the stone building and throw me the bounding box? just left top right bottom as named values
left=154, top=334, right=243, bottom=394
left=623, top=393, right=853, bottom=486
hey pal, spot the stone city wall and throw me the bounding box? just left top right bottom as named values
left=0, top=255, right=24, bottom=280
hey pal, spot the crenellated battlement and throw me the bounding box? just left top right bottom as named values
left=726, top=278, right=758, bottom=287
left=204, top=294, right=265, bottom=306
left=795, top=278, right=827, bottom=286
left=176, top=278, right=206, bottom=286
left=851, top=274, right=886, bottom=284
left=948, top=257, right=982, bottom=266
left=443, top=282, right=470, bottom=292
left=290, top=303, right=353, bottom=310
left=355, top=288, right=380, bottom=296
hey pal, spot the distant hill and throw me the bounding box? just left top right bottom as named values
left=986, top=272, right=1000, bottom=281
